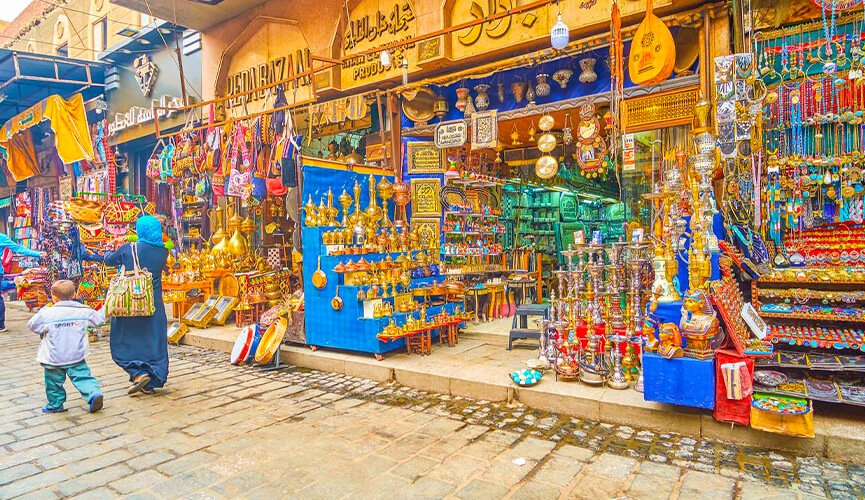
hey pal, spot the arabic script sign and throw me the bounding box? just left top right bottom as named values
left=108, top=95, right=184, bottom=136
left=340, top=0, right=418, bottom=88
left=435, top=120, right=467, bottom=148
left=447, top=0, right=669, bottom=60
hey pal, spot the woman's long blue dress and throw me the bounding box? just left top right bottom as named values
left=103, top=242, right=169, bottom=389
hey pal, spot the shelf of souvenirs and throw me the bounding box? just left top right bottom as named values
left=752, top=376, right=865, bottom=407
left=759, top=304, right=865, bottom=324
left=375, top=308, right=472, bottom=342
left=442, top=252, right=504, bottom=257
left=757, top=268, right=865, bottom=285
left=448, top=176, right=499, bottom=188
left=756, top=349, right=865, bottom=371
left=444, top=231, right=505, bottom=237
left=754, top=287, right=865, bottom=304
left=767, top=325, right=865, bottom=350
left=441, top=243, right=503, bottom=258
left=443, top=211, right=500, bottom=219
left=442, top=264, right=507, bottom=277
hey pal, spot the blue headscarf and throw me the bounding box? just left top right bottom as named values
left=136, top=215, right=164, bottom=248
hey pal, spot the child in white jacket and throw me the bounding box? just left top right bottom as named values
left=28, top=280, right=106, bottom=414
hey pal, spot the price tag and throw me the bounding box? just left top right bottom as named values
left=741, top=303, right=768, bottom=340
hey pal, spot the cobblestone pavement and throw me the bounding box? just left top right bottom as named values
left=0, top=303, right=863, bottom=499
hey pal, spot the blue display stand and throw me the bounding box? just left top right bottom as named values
left=643, top=352, right=715, bottom=410
left=301, top=165, right=462, bottom=356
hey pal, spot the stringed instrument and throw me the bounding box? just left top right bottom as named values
left=628, top=0, right=676, bottom=86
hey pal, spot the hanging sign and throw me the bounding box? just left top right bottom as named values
left=471, top=110, right=498, bottom=150
left=435, top=120, right=467, bottom=148
left=622, top=133, right=636, bottom=172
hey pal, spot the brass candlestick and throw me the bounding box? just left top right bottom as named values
left=339, top=189, right=352, bottom=227
left=377, top=177, right=394, bottom=229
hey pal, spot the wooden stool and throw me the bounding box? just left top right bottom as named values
left=406, top=331, right=431, bottom=355
left=439, top=323, right=459, bottom=347
left=235, top=308, right=255, bottom=327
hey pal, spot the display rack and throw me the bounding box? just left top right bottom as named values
left=751, top=273, right=865, bottom=407
left=303, top=226, right=460, bottom=359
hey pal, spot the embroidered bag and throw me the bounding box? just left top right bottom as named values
left=105, top=243, right=155, bottom=318
left=226, top=169, right=250, bottom=197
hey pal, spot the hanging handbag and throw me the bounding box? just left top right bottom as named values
left=226, top=169, right=250, bottom=197
left=104, top=243, right=155, bottom=318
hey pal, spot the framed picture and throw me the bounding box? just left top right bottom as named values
left=406, top=141, right=445, bottom=174
left=211, top=296, right=239, bottom=326
left=167, top=322, right=189, bottom=344
left=471, top=110, right=498, bottom=150
left=411, top=217, right=441, bottom=251
left=181, top=303, right=204, bottom=326
left=410, top=178, right=442, bottom=217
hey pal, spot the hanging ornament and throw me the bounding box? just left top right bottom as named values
left=537, top=114, right=556, bottom=153
left=464, top=95, right=477, bottom=116
left=511, top=124, right=521, bottom=146
left=562, top=113, right=573, bottom=145
left=535, top=155, right=559, bottom=179
left=538, top=133, right=557, bottom=153
left=575, top=101, right=607, bottom=174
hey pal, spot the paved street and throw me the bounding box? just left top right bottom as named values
left=0, top=302, right=863, bottom=499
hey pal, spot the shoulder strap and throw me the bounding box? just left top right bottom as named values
left=131, top=243, right=141, bottom=275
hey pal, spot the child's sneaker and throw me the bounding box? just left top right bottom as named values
left=42, top=405, right=67, bottom=414
left=88, top=393, right=103, bottom=413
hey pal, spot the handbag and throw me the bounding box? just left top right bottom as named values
left=226, top=169, right=250, bottom=197
left=105, top=243, right=155, bottom=318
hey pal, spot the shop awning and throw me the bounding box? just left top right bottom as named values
left=0, top=50, right=106, bottom=124
left=0, top=94, right=95, bottom=182
left=111, top=0, right=269, bottom=30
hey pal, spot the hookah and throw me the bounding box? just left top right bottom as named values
left=579, top=245, right=610, bottom=385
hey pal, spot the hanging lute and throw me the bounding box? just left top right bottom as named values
left=628, top=0, right=676, bottom=86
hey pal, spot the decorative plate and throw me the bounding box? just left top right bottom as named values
left=751, top=394, right=810, bottom=415
left=754, top=370, right=787, bottom=387
left=402, top=87, right=437, bottom=125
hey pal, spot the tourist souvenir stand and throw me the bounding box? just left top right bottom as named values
left=300, top=157, right=466, bottom=359
left=739, top=12, right=865, bottom=413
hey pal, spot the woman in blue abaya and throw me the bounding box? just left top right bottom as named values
left=102, top=216, right=169, bottom=394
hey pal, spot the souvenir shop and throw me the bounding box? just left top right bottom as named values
left=13, top=0, right=863, bottom=438
left=0, top=92, right=121, bottom=309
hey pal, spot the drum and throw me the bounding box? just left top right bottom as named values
left=230, top=326, right=255, bottom=365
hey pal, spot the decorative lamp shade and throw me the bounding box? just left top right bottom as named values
left=550, top=14, right=569, bottom=50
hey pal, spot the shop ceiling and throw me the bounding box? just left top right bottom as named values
left=0, top=50, right=107, bottom=124
left=110, top=0, right=269, bottom=30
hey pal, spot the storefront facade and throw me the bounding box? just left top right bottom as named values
left=103, top=25, right=203, bottom=198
